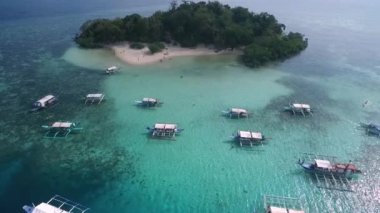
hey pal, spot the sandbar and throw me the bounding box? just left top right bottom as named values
left=110, top=43, right=240, bottom=65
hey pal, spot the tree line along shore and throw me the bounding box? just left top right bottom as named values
left=75, top=1, right=308, bottom=68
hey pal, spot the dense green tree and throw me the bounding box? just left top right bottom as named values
left=74, top=1, right=308, bottom=67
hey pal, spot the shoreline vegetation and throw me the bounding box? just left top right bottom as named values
left=75, top=1, right=308, bottom=67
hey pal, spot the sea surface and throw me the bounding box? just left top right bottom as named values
left=1, top=0, right=380, bottom=212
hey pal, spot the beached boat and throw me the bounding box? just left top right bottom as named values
left=360, top=122, right=380, bottom=136
left=264, top=195, right=305, bottom=213
left=30, top=95, right=57, bottom=112
left=105, top=66, right=118, bottom=74
left=147, top=123, right=184, bottom=138
left=135, top=97, right=162, bottom=107
left=284, top=103, right=312, bottom=116
left=85, top=93, right=105, bottom=104
left=298, top=158, right=361, bottom=178
left=42, top=121, right=83, bottom=138
left=222, top=108, right=249, bottom=118
left=23, top=195, right=89, bottom=213
left=234, top=130, right=266, bottom=147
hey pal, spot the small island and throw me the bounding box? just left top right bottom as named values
left=75, top=1, right=308, bottom=67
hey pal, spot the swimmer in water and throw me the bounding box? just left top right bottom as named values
left=362, top=100, right=369, bottom=107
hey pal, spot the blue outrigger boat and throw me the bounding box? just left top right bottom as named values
left=222, top=108, right=249, bottom=118
left=136, top=97, right=162, bottom=107
left=30, top=94, right=57, bottom=112
left=360, top=122, right=380, bottom=136
left=298, top=158, right=361, bottom=179
left=147, top=123, right=184, bottom=138
left=42, top=121, right=83, bottom=138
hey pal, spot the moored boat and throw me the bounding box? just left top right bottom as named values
left=23, top=195, right=89, bottom=213
left=85, top=93, right=105, bottom=104
left=264, top=195, right=305, bottom=213
left=135, top=97, right=162, bottom=107
left=105, top=66, right=118, bottom=74
left=234, top=130, right=266, bottom=147
left=360, top=122, right=380, bottom=136
left=42, top=121, right=83, bottom=138
left=298, top=158, right=361, bottom=178
left=147, top=123, right=184, bottom=138
left=284, top=103, right=312, bottom=116
left=222, top=108, right=249, bottom=118
left=30, top=94, right=57, bottom=112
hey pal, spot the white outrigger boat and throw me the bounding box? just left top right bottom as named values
left=147, top=123, right=184, bottom=138
left=84, top=93, right=105, bottom=104
left=105, top=66, right=118, bottom=74
left=223, top=108, right=249, bottom=118
left=234, top=130, right=266, bottom=147
left=30, top=95, right=57, bottom=112
left=23, top=195, right=89, bottom=213
left=42, top=121, right=83, bottom=138
left=264, top=195, right=305, bottom=213
left=284, top=103, right=312, bottom=116
left=135, top=97, right=162, bottom=107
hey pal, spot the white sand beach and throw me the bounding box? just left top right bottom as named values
left=110, top=43, right=240, bottom=65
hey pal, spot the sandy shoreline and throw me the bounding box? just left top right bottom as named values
left=110, top=42, right=240, bottom=65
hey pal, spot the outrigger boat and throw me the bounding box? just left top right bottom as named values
left=264, top=195, right=305, bottom=213
left=105, top=66, right=118, bottom=74
left=298, top=158, right=361, bottom=179
left=147, top=123, right=184, bottom=138
left=30, top=95, right=57, bottom=112
left=223, top=108, right=249, bottom=118
left=234, top=130, right=266, bottom=147
left=135, top=97, right=162, bottom=107
left=284, top=103, right=312, bottom=116
left=23, top=195, right=89, bottom=213
left=84, top=93, right=105, bottom=104
left=360, top=122, right=380, bottom=136
left=42, top=121, right=83, bottom=138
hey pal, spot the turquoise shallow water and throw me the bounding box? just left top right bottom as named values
left=1, top=0, right=380, bottom=212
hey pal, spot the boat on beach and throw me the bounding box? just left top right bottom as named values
left=23, top=195, right=89, bottom=213
left=30, top=95, right=57, bottom=112
left=234, top=130, right=266, bottom=147
left=222, top=108, right=249, bottom=118
left=360, top=122, right=380, bottom=136
left=135, top=97, right=162, bottom=107
left=284, top=103, right=312, bottom=116
left=147, top=123, right=184, bottom=138
left=84, top=93, right=105, bottom=104
left=42, top=121, right=83, bottom=138
left=105, top=66, right=118, bottom=74
left=298, top=157, right=361, bottom=179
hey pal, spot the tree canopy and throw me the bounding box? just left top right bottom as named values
left=75, top=1, right=308, bottom=67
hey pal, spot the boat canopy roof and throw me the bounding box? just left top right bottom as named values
left=86, top=93, right=104, bottom=98
left=106, top=66, right=118, bottom=71
left=315, top=159, right=332, bottom=169
left=239, top=131, right=262, bottom=139
left=292, top=103, right=310, bottom=109
left=154, top=123, right=177, bottom=130
left=33, top=202, right=70, bottom=213
left=268, top=206, right=305, bottom=213
left=143, top=98, right=157, bottom=102
left=52, top=122, right=73, bottom=128
left=231, top=108, right=247, bottom=113
left=268, top=206, right=288, bottom=213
